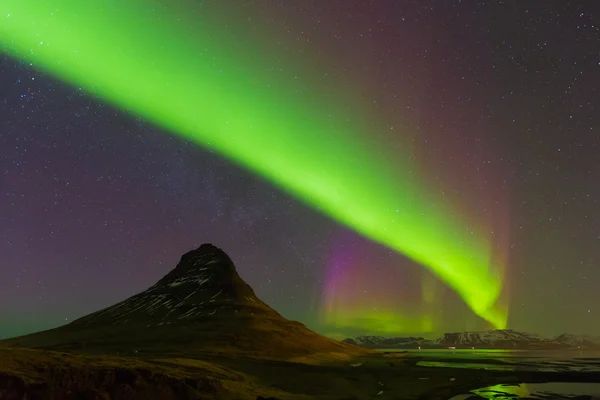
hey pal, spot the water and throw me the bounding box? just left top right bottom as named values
left=379, top=349, right=600, bottom=360
left=450, top=382, right=600, bottom=399
left=379, top=349, right=600, bottom=372
left=378, top=349, right=600, bottom=399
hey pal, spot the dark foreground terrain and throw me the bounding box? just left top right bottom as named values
left=3, top=245, right=599, bottom=399
left=2, top=346, right=600, bottom=399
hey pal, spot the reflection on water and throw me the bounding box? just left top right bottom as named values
left=450, top=382, right=600, bottom=399
left=385, top=349, right=600, bottom=373
left=417, top=360, right=515, bottom=371
left=416, top=358, right=600, bottom=373
left=391, top=349, right=600, bottom=397
left=380, top=349, right=600, bottom=361
left=403, top=350, right=600, bottom=398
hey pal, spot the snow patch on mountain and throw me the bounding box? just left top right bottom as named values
left=343, top=336, right=431, bottom=348
left=70, top=243, right=271, bottom=327
left=553, top=333, right=600, bottom=347
left=438, top=329, right=544, bottom=346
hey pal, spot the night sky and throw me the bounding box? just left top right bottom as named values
left=1, top=1, right=599, bottom=340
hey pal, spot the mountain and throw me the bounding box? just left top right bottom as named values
left=3, top=244, right=364, bottom=359
left=438, top=330, right=548, bottom=348
left=343, top=336, right=434, bottom=349
left=552, top=333, right=600, bottom=348
left=344, top=329, right=600, bottom=350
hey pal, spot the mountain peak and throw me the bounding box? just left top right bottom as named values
left=69, top=243, right=269, bottom=328
left=153, top=242, right=239, bottom=288
left=190, top=243, right=231, bottom=260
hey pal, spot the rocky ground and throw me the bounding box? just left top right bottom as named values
left=3, top=347, right=600, bottom=399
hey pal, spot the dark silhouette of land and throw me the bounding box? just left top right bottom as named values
left=2, top=244, right=599, bottom=399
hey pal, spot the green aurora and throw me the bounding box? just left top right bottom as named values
left=1, top=1, right=507, bottom=329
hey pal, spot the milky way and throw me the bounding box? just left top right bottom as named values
left=1, top=1, right=598, bottom=338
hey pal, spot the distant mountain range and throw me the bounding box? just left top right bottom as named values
left=3, top=244, right=364, bottom=359
left=343, top=330, right=600, bottom=350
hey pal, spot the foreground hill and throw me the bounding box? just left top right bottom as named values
left=344, top=330, right=600, bottom=350
left=0, top=347, right=230, bottom=400
left=3, top=244, right=364, bottom=360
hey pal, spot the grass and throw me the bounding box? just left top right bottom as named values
left=0, top=346, right=306, bottom=399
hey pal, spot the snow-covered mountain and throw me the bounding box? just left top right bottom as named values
left=70, top=243, right=274, bottom=327
left=343, top=336, right=433, bottom=348
left=438, top=329, right=546, bottom=347
left=552, top=333, right=600, bottom=348
left=344, top=329, right=600, bottom=350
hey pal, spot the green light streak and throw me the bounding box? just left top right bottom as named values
left=1, top=1, right=506, bottom=328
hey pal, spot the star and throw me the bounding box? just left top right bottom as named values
left=1, top=0, right=599, bottom=339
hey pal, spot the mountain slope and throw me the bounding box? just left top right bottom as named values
left=4, top=244, right=364, bottom=360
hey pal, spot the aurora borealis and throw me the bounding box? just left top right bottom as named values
left=1, top=1, right=598, bottom=339
left=1, top=0, right=507, bottom=327
left=321, top=230, right=435, bottom=335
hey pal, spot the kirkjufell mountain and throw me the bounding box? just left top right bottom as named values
left=4, top=244, right=363, bottom=359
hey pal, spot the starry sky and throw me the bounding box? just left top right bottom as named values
left=1, top=0, right=599, bottom=340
